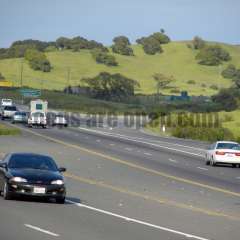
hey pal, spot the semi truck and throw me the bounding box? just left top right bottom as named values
left=27, top=99, right=48, bottom=128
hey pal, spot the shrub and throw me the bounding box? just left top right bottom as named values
left=187, top=80, right=196, bottom=84
left=142, top=37, right=163, bottom=55
left=170, top=89, right=180, bottom=93
left=222, top=114, right=234, bottom=122
left=221, top=64, right=237, bottom=79
left=196, top=45, right=231, bottom=66
left=210, top=84, right=218, bottom=90
left=24, top=48, right=51, bottom=72
left=151, top=32, right=171, bottom=44
left=201, top=83, right=206, bottom=88
left=91, top=49, right=118, bottom=66
left=212, top=89, right=238, bottom=111
left=172, top=126, right=233, bottom=141
left=192, top=36, right=205, bottom=49
left=112, top=36, right=134, bottom=56
left=56, top=36, right=108, bottom=52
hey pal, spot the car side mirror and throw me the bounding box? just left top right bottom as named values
left=59, top=167, right=66, bottom=172
left=0, top=162, right=7, bottom=169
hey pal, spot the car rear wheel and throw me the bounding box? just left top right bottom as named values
left=232, top=164, right=237, bottom=168
left=210, top=158, right=216, bottom=166
left=3, top=182, right=12, bottom=200
left=55, top=196, right=65, bottom=204
left=205, top=155, right=210, bottom=165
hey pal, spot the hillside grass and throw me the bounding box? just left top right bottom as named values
left=0, top=41, right=240, bottom=95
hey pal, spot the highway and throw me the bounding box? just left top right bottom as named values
left=1, top=121, right=240, bottom=239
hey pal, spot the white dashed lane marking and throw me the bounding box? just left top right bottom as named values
left=24, top=224, right=59, bottom=237
left=169, top=158, right=178, bottom=163
left=125, top=148, right=133, bottom=151
left=197, top=167, right=208, bottom=171
left=144, top=152, right=152, bottom=156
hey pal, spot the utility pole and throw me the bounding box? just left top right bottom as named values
left=67, top=67, right=71, bottom=94
left=20, top=59, right=23, bottom=88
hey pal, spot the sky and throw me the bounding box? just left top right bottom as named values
left=0, top=0, right=239, bottom=47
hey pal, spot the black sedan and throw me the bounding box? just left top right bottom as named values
left=0, top=153, right=66, bottom=203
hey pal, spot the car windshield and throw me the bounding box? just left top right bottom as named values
left=4, top=106, right=17, bottom=111
left=32, top=112, right=45, bottom=117
left=216, top=143, right=240, bottom=150
left=15, top=112, right=26, bottom=116
left=8, top=154, right=58, bottom=171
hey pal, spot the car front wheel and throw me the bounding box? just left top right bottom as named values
left=3, top=182, right=12, bottom=200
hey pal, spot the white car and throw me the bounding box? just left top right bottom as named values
left=206, top=141, right=240, bottom=167
left=28, top=111, right=47, bottom=128
left=1, top=105, right=18, bottom=120
left=53, top=114, right=68, bottom=127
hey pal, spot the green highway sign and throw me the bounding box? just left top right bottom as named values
left=19, top=89, right=41, bottom=97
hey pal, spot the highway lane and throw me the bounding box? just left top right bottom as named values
left=14, top=123, right=240, bottom=194
left=0, top=134, right=240, bottom=240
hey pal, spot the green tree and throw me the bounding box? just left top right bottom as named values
left=82, top=72, right=139, bottom=101
left=221, top=64, right=237, bottom=79
left=91, top=49, right=118, bottom=66
left=192, top=36, right=205, bottom=49
left=56, top=37, right=71, bottom=49
left=112, top=36, right=134, bottom=56
left=25, top=48, right=51, bottom=72
left=196, top=45, right=231, bottom=66
left=151, top=32, right=171, bottom=44
left=142, top=37, right=163, bottom=55
left=113, top=36, right=131, bottom=46
left=153, top=73, right=175, bottom=98
left=212, top=89, right=237, bottom=111
left=233, top=69, right=240, bottom=88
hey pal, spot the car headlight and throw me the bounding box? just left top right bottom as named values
left=10, top=177, right=27, bottom=183
left=51, top=179, right=64, bottom=185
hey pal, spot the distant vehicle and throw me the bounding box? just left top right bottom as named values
left=12, top=111, right=28, bottom=124
left=0, top=153, right=66, bottom=203
left=53, top=114, right=68, bottom=127
left=27, top=99, right=48, bottom=128
left=206, top=141, right=240, bottom=167
left=1, top=99, right=13, bottom=107
left=1, top=105, right=18, bottom=120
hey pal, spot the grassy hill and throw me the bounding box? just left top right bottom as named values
left=1, top=41, right=240, bottom=96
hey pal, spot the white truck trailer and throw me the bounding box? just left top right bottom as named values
left=27, top=99, right=48, bottom=128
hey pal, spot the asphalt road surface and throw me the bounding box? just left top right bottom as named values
left=0, top=121, right=240, bottom=240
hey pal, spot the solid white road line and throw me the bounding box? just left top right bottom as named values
left=169, top=158, right=178, bottom=163
left=197, top=167, right=209, bottom=171
left=125, top=147, right=133, bottom=151
left=144, top=152, right=152, bottom=156
left=78, top=127, right=204, bottom=157
left=24, top=224, right=59, bottom=237
left=66, top=200, right=210, bottom=240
